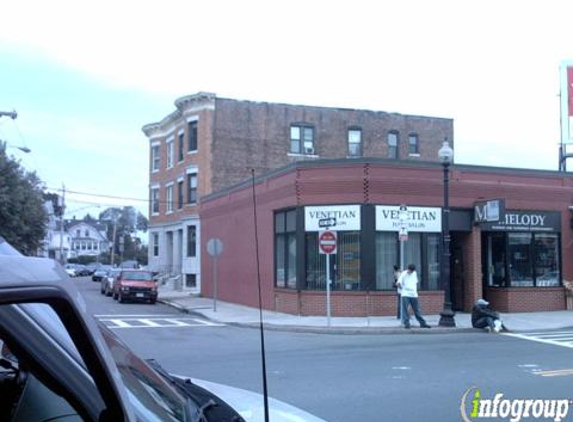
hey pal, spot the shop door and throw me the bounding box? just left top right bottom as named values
left=482, top=233, right=507, bottom=301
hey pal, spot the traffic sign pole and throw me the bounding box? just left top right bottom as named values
left=326, top=254, right=331, bottom=327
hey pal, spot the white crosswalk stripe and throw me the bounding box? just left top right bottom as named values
left=96, top=316, right=224, bottom=329
left=503, top=330, right=573, bottom=349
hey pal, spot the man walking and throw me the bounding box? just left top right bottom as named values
left=397, top=264, right=431, bottom=329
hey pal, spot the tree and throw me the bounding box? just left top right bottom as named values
left=0, top=142, right=47, bottom=255
left=99, top=206, right=148, bottom=262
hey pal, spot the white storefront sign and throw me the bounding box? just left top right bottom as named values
left=305, top=205, right=361, bottom=231
left=376, top=205, right=442, bottom=232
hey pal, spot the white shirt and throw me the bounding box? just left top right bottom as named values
left=397, top=270, right=419, bottom=298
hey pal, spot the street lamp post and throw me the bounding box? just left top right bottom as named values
left=438, top=139, right=456, bottom=327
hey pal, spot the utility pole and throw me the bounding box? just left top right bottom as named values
left=110, top=217, right=117, bottom=266
left=59, top=184, right=66, bottom=264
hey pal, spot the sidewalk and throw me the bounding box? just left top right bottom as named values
left=158, top=290, right=573, bottom=334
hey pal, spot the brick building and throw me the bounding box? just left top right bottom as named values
left=142, top=93, right=452, bottom=291
left=200, top=159, right=571, bottom=316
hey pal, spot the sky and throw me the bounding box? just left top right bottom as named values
left=0, top=0, right=572, bottom=230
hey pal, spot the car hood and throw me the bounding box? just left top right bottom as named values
left=173, top=376, right=328, bottom=422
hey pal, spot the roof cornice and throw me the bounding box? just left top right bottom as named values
left=142, top=92, right=216, bottom=139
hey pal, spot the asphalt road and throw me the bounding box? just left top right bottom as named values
left=74, top=277, right=573, bottom=422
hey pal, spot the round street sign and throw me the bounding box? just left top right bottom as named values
left=207, top=238, right=224, bottom=257
left=319, top=230, right=337, bottom=254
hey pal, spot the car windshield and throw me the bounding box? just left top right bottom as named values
left=98, top=326, right=188, bottom=422
left=122, top=271, right=152, bottom=281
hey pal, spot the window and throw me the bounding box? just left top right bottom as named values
left=388, top=131, right=399, bottom=159
left=275, top=210, right=297, bottom=288
left=151, top=187, right=159, bottom=214
left=187, top=225, right=196, bottom=257
left=306, top=231, right=361, bottom=290
left=178, top=132, right=184, bottom=162
left=166, top=185, right=174, bottom=213
left=348, top=129, right=362, bottom=157
left=76, top=229, right=80, bottom=237
left=85, top=230, right=89, bottom=237
left=152, top=233, right=159, bottom=256
left=151, top=145, right=160, bottom=172
left=177, top=180, right=184, bottom=209
left=408, top=133, right=419, bottom=154
left=290, top=125, right=314, bottom=154
left=188, top=121, right=197, bottom=152
left=167, top=141, right=174, bottom=168
left=375, top=232, right=398, bottom=290
left=185, top=274, right=197, bottom=288
left=187, top=173, right=197, bottom=204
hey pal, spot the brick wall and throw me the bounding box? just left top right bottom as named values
left=486, top=287, right=566, bottom=313
left=275, top=289, right=444, bottom=317
left=211, top=98, right=453, bottom=191
left=462, top=227, right=483, bottom=311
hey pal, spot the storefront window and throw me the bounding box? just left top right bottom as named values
left=375, top=232, right=397, bottom=290
left=275, top=210, right=297, bottom=288
left=305, top=231, right=361, bottom=290
left=534, top=234, right=559, bottom=287
left=508, top=233, right=533, bottom=287
left=404, top=233, right=423, bottom=284
left=426, top=234, right=440, bottom=290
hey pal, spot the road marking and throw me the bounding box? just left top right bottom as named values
left=94, top=314, right=179, bottom=318
left=532, top=369, right=573, bottom=377
left=97, top=316, right=224, bottom=329
left=503, top=331, right=573, bottom=349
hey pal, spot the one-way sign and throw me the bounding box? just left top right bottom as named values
left=318, top=217, right=337, bottom=228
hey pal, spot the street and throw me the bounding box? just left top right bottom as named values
left=74, top=277, right=573, bottom=422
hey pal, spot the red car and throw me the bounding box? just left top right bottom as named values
left=112, top=269, right=157, bottom=304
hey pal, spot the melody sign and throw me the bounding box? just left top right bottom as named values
left=305, top=205, right=361, bottom=231
left=480, top=211, right=561, bottom=233
left=376, top=206, right=442, bottom=232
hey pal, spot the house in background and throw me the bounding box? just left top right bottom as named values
left=142, top=92, right=453, bottom=292
left=38, top=200, right=72, bottom=261
left=67, top=219, right=111, bottom=259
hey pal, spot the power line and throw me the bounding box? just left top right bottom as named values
left=47, top=187, right=150, bottom=203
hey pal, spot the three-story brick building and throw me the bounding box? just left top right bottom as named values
left=142, top=92, right=453, bottom=292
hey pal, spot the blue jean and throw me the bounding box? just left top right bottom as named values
left=401, top=296, right=427, bottom=327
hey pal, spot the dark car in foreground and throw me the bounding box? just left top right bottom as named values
left=0, top=237, right=327, bottom=421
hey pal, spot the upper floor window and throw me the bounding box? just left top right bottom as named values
left=177, top=180, right=184, bottom=209
left=151, top=187, right=160, bottom=214
left=85, top=230, right=89, bottom=237
left=188, top=121, right=198, bottom=152
left=166, top=184, right=174, bottom=213
left=178, top=132, right=184, bottom=162
left=76, top=229, right=80, bottom=237
left=187, top=173, right=197, bottom=204
left=408, top=133, right=419, bottom=154
left=388, top=131, right=399, bottom=159
left=167, top=141, right=174, bottom=168
left=151, top=145, right=160, bottom=172
left=348, top=129, right=362, bottom=157
left=290, top=125, right=314, bottom=155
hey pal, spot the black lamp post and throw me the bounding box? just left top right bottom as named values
left=438, top=139, right=456, bottom=327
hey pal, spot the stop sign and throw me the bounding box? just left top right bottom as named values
left=319, top=230, right=337, bottom=254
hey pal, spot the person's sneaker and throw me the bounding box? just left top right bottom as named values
left=421, top=324, right=431, bottom=329
left=485, top=326, right=492, bottom=333
left=404, top=324, right=411, bottom=329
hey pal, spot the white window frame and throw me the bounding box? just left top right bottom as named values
left=151, top=142, right=160, bottom=172
left=348, top=128, right=362, bottom=157
left=166, top=137, right=174, bottom=169
left=150, top=184, right=160, bottom=215
left=166, top=183, right=174, bottom=213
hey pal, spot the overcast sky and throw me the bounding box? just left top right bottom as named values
left=0, top=0, right=571, bottom=222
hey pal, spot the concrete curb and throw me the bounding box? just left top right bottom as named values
left=159, top=299, right=487, bottom=335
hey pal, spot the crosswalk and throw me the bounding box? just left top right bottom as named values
left=94, top=314, right=224, bottom=329
left=503, top=330, right=573, bottom=349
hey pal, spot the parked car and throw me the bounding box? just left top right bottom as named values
left=74, top=265, right=91, bottom=277
left=112, top=269, right=158, bottom=304
left=100, top=268, right=121, bottom=296
left=92, top=265, right=112, bottom=282
left=0, top=236, right=325, bottom=422
left=64, top=263, right=77, bottom=277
